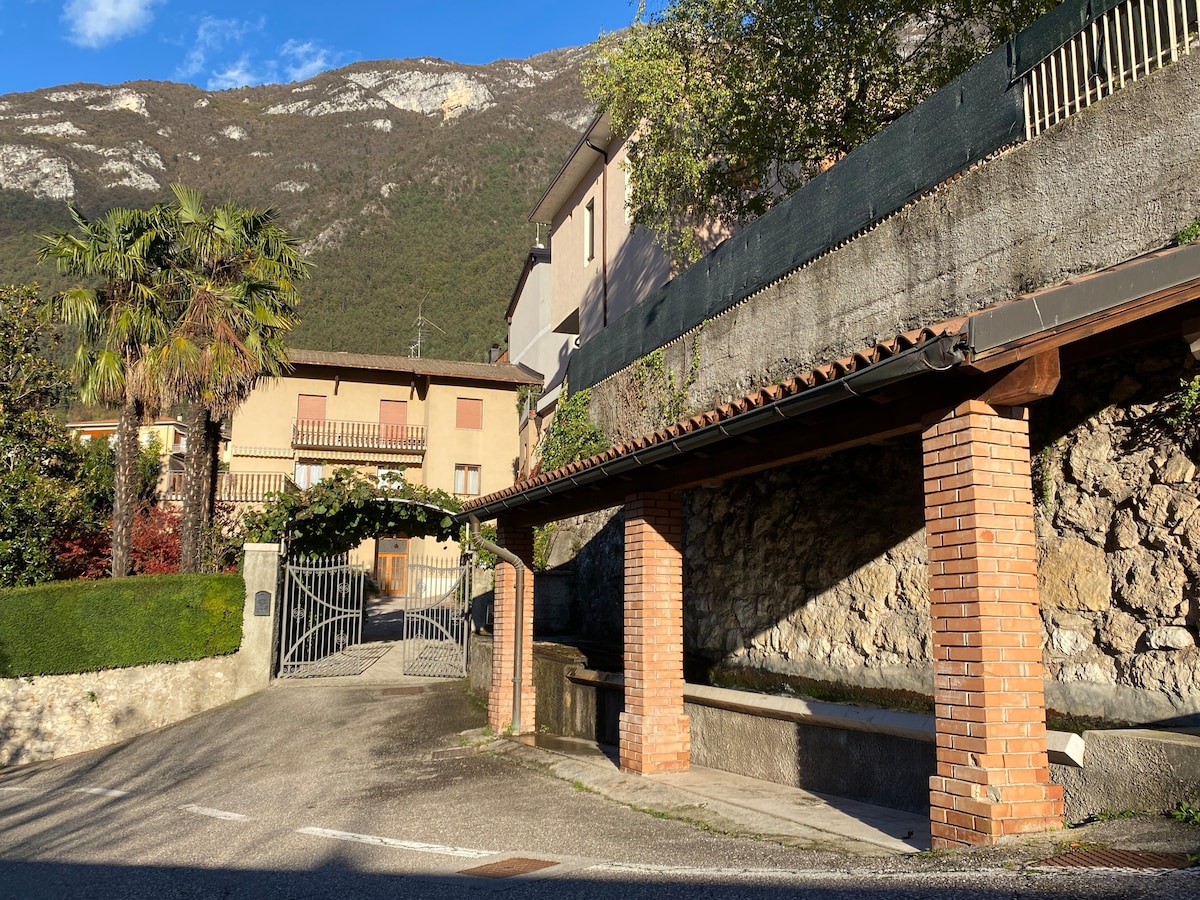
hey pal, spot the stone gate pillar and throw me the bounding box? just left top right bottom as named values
left=922, top=400, right=1063, bottom=847
left=489, top=517, right=536, bottom=735
left=619, top=491, right=690, bottom=775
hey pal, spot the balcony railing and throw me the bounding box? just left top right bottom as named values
left=163, top=472, right=299, bottom=503
left=291, top=418, right=427, bottom=452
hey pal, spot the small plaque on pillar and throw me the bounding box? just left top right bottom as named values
left=254, top=590, right=271, bottom=616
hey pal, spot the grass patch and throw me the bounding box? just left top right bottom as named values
left=0, top=574, right=244, bottom=677
left=1172, top=800, right=1200, bottom=828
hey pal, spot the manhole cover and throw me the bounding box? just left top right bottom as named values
left=459, top=858, right=559, bottom=879
left=1037, top=849, right=1191, bottom=870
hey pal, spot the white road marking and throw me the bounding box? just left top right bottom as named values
left=296, top=826, right=492, bottom=859
left=71, top=788, right=131, bottom=798
left=179, top=804, right=250, bottom=821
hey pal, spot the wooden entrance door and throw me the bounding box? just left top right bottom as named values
left=376, top=537, right=409, bottom=596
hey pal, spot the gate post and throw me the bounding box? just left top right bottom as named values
left=237, top=542, right=283, bottom=696
left=489, top=517, right=536, bottom=734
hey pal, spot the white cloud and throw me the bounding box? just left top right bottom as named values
left=280, top=39, right=332, bottom=82
left=63, top=0, right=160, bottom=49
left=206, top=55, right=273, bottom=91
left=175, top=17, right=261, bottom=81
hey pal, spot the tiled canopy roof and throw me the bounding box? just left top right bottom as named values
left=464, top=319, right=966, bottom=512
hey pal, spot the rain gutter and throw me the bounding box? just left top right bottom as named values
left=467, top=514, right=526, bottom=735
left=459, top=331, right=966, bottom=523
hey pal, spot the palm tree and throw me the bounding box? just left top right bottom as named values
left=157, top=184, right=308, bottom=572
left=39, top=204, right=174, bottom=577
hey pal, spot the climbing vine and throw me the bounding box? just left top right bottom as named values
left=537, top=385, right=608, bottom=474
left=243, top=467, right=460, bottom=557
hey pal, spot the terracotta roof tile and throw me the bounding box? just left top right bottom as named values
left=463, top=317, right=968, bottom=513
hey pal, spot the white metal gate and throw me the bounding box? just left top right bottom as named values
left=278, top=553, right=377, bottom=677
left=400, top=554, right=471, bottom=677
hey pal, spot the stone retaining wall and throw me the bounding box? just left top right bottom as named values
left=0, top=655, right=244, bottom=766
left=0, top=543, right=281, bottom=767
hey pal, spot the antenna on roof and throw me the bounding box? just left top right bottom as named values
left=409, top=294, right=445, bottom=358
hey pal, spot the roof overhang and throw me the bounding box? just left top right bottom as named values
left=529, top=112, right=613, bottom=225
left=460, top=242, right=1200, bottom=528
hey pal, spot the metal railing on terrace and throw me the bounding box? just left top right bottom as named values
left=291, top=418, right=427, bottom=453
left=1024, top=0, right=1200, bottom=137
left=163, top=471, right=299, bottom=503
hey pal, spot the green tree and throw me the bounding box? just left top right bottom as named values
left=0, top=285, right=87, bottom=585
left=39, top=204, right=174, bottom=577
left=156, top=184, right=308, bottom=573
left=585, top=0, right=1054, bottom=260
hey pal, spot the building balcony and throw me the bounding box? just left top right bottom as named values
left=163, top=472, right=299, bottom=504
left=291, top=418, right=427, bottom=453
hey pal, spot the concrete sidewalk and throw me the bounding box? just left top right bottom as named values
left=493, top=731, right=930, bottom=856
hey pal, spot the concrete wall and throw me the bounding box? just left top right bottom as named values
left=590, top=50, right=1200, bottom=440
left=0, top=544, right=282, bottom=767
left=472, top=635, right=1200, bottom=820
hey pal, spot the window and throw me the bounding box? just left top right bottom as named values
left=454, top=464, right=481, bottom=497
left=455, top=397, right=483, bottom=430
left=583, top=198, right=596, bottom=264
left=294, top=461, right=324, bottom=489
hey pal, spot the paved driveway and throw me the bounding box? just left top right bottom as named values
left=0, top=678, right=1194, bottom=898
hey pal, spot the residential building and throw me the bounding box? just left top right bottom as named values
left=228, top=348, right=538, bottom=586
left=66, top=417, right=193, bottom=499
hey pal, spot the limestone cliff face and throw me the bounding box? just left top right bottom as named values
left=0, top=47, right=594, bottom=360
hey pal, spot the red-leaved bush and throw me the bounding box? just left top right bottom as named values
left=130, top=504, right=183, bottom=575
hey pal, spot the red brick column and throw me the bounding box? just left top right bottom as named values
left=489, top=517, right=536, bottom=735
left=620, top=492, right=690, bottom=775
left=923, top=400, right=1063, bottom=847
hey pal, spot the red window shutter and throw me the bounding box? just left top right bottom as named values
left=455, top=398, right=483, bottom=430
left=379, top=400, right=407, bottom=426
left=296, top=394, right=326, bottom=421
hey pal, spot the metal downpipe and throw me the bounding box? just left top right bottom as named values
left=468, top=514, right=526, bottom=735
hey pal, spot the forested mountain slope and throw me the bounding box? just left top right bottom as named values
left=0, top=49, right=593, bottom=361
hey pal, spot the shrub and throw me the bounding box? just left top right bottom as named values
left=0, top=574, right=244, bottom=677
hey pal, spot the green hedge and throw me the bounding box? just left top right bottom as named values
left=0, top=574, right=245, bottom=677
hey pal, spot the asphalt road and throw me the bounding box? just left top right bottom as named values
left=0, top=680, right=1195, bottom=898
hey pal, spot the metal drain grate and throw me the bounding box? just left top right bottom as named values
left=1037, top=849, right=1191, bottom=870
left=459, top=858, right=560, bottom=879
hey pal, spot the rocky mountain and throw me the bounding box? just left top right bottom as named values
left=0, top=49, right=594, bottom=361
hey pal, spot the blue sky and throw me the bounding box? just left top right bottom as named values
left=0, top=1, right=646, bottom=96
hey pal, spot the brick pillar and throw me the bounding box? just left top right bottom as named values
left=923, top=400, right=1063, bottom=848
left=619, top=492, right=690, bottom=775
left=489, top=517, right=536, bottom=735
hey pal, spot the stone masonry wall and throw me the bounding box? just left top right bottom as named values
left=683, top=441, right=933, bottom=695
left=0, top=655, right=243, bottom=766
left=677, top=339, right=1200, bottom=725
left=1032, top=338, right=1200, bottom=723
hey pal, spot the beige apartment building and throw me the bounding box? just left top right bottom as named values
left=228, top=348, right=538, bottom=584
